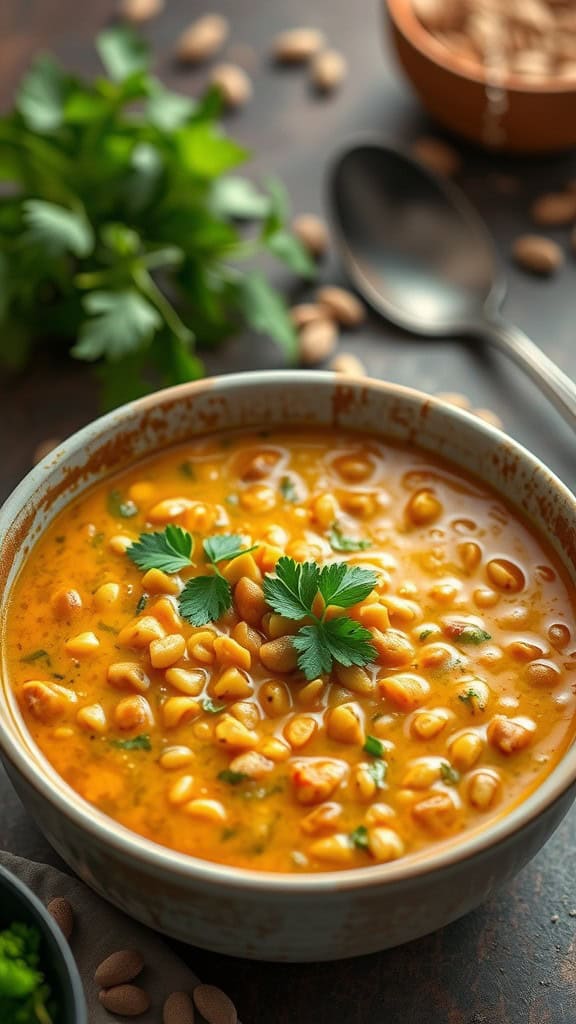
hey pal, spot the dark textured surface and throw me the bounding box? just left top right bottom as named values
left=1, top=2, right=576, bottom=1021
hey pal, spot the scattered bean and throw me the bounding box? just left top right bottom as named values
left=272, top=27, right=325, bottom=63
left=290, top=303, right=325, bottom=329
left=47, top=897, right=74, bottom=940
left=512, top=235, right=563, bottom=275
left=291, top=214, right=329, bottom=258
left=316, top=285, right=365, bottom=326
left=193, top=984, right=238, bottom=1024
left=298, top=319, right=338, bottom=365
left=328, top=352, right=367, bottom=376
left=95, top=949, right=144, bottom=988
left=163, top=990, right=196, bottom=1024
left=411, top=136, right=461, bottom=177
left=209, top=63, right=253, bottom=109
left=311, top=49, right=348, bottom=93
left=99, top=984, right=150, bottom=1017
left=531, top=192, right=576, bottom=227
left=118, top=0, right=164, bottom=21
left=176, top=14, right=230, bottom=64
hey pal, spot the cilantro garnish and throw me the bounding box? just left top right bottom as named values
left=178, top=534, right=258, bottom=626
left=263, top=556, right=377, bottom=680
left=366, top=759, right=387, bottom=788
left=350, top=825, right=369, bottom=850
left=202, top=699, right=227, bottom=714
left=363, top=734, right=385, bottom=758
left=20, top=649, right=50, bottom=664
left=107, top=490, right=138, bottom=519
left=458, top=687, right=487, bottom=712
left=279, top=476, right=298, bottom=503
left=440, top=762, right=460, bottom=785
left=109, top=733, right=151, bottom=751
left=444, top=621, right=492, bottom=645
left=328, top=523, right=371, bottom=553
left=218, top=769, right=249, bottom=785
left=127, top=525, right=194, bottom=574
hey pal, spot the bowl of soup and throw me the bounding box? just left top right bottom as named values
left=1, top=371, right=575, bottom=961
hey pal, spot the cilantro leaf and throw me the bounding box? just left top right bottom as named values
left=110, top=733, right=151, bottom=751
left=279, top=476, right=299, bottom=503
left=147, top=82, right=196, bottom=130
left=235, top=271, right=297, bottom=360
left=328, top=523, right=371, bottom=553
left=203, top=534, right=256, bottom=565
left=107, top=490, right=138, bottom=519
left=458, top=687, right=487, bottom=712
left=350, top=825, right=369, bottom=850
left=263, top=556, right=319, bottom=620
left=20, top=649, right=50, bottom=664
left=73, top=290, right=161, bottom=362
left=16, top=55, right=66, bottom=132
left=128, top=525, right=194, bottom=573
left=366, top=759, right=387, bottom=788
left=176, top=121, right=247, bottom=178
left=440, top=762, right=460, bottom=785
left=96, top=26, right=149, bottom=81
left=364, top=734, right=385, bottom=758
left=317, top=563, right=377, bottom=608
left=444, top=621, right=492, bottom=645
left=218, top=769, right=249, bottom=785
left=264, top=557, right=377, bottom=680
left=322, top=617, right=376, bottom=668
left=210, top=176, right=270, bottom=219
left=179, top=574, right=231, bottom=626
left=22, top=200, right=94, bottom=258
left=292, top=624, right=333, bottom=679
left=203, top=699, right=226, bottom=714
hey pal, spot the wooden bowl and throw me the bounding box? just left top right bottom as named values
left=386, top=0, right=576, bottom=153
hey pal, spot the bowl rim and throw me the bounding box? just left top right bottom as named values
left=1, top=369, right=576, bottom=895
left=0, top=862, right=87, bottom=1022
left=386, top=0, right=576, bottom=97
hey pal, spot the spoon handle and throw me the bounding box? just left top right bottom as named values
left=482, top=317, right=576, bottom=433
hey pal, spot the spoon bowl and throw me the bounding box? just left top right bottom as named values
left=329, top=141, right=576, bottom=432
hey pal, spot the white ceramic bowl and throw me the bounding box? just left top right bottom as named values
left=1, top=371, right=575, bottom=962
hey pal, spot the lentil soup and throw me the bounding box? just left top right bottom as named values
left=5, top=429, right=576, bottom=872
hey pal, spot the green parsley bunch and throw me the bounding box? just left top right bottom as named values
left=0, top=27, right=313, bottom=407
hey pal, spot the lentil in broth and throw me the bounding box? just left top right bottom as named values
left=5, top=429, right=576, bottom=872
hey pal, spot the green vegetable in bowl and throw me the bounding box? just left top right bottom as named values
left=0, top=27, right=314, bottom=409
left=0, top=922, right=55, bottom=1023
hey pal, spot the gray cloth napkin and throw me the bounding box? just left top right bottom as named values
left=0, top=849, right=212, bottom=1023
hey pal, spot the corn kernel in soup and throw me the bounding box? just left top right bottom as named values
left=5, top=429, right=576, bottom=872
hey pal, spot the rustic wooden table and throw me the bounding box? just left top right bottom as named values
left=1, top=2, right=576, bottom=1021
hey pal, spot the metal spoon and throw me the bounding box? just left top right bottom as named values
left=329, top=141, right=576, bottom=431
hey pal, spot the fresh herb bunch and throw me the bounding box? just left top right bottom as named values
left=0, top=27, right=313, bottom=407
left=0, top=921, right=55, bottom=1023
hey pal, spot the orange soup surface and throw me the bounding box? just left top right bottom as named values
left=5, top=429, right=576, bottom=872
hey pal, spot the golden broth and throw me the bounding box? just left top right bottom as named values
left=5, top=429, right=576, bottom=872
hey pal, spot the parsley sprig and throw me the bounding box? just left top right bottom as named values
left=263, top=556, right=377, bottom=680
left=127, top=524, right=194, bottom=574
left=178, top=534, right=258, bottom=626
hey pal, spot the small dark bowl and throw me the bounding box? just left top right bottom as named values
left=0, top=864, right=87, bottom=1024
